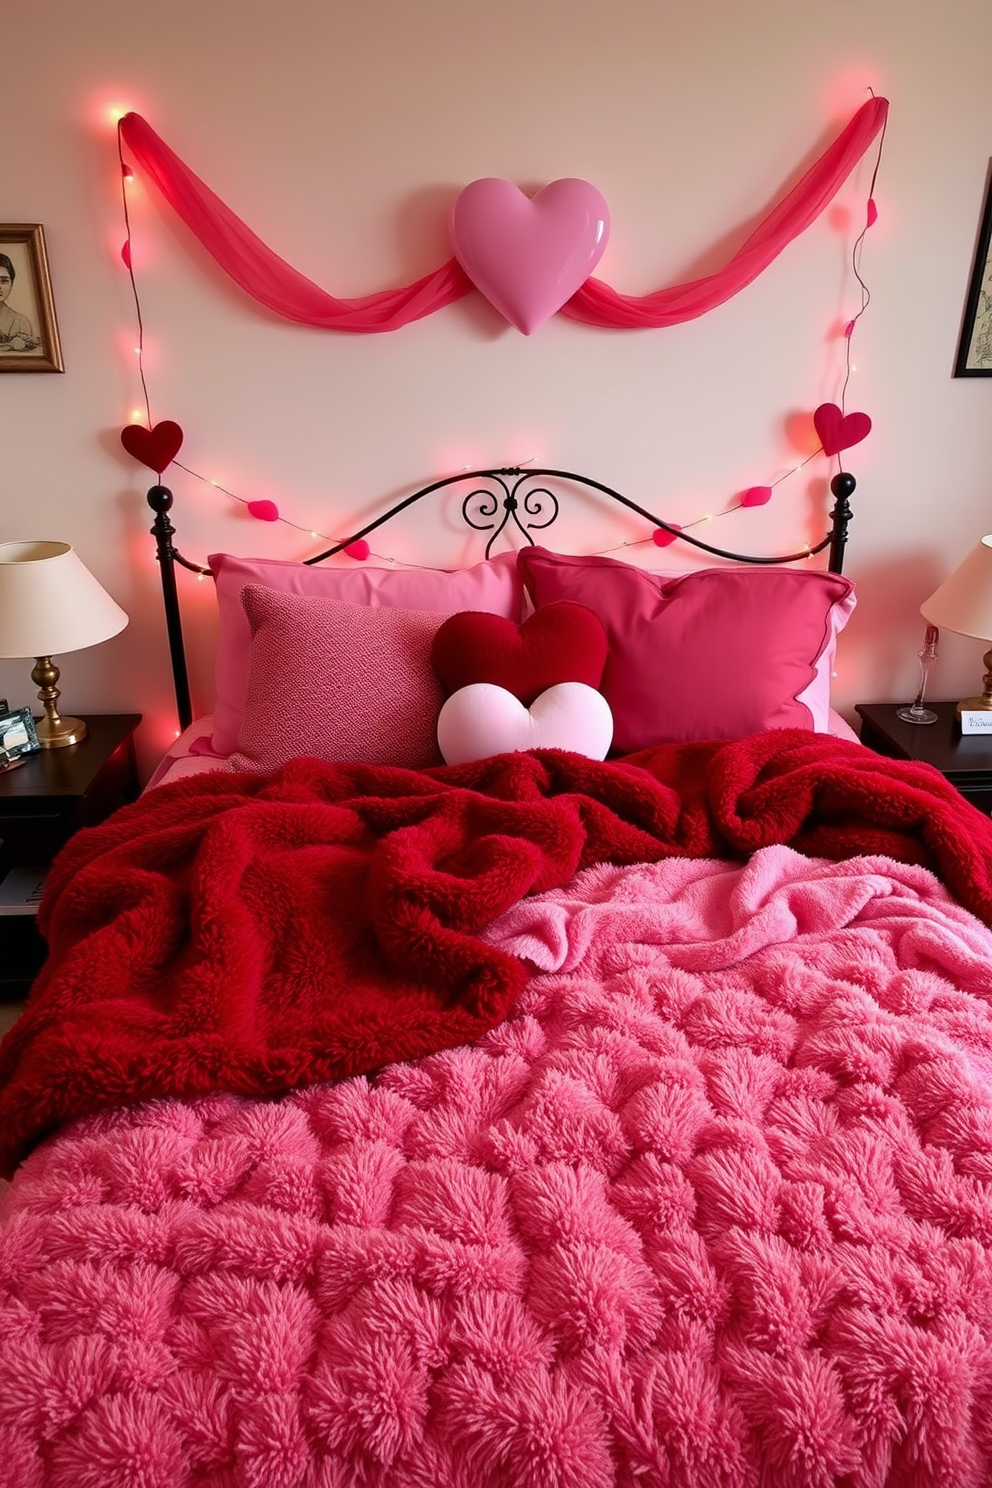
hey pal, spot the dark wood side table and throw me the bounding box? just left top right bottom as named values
left=0, top=714, right=141, bottom=1000
left=855, top=701, right=992, bottom=813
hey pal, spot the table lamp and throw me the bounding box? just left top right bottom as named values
left=0, top=540, right=128, bottom=748
left=921, top=534, right=992, bottom=717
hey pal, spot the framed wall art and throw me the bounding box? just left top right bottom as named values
left=955, top=168, right=992, bottom=378
left=0, top=224, right=63, bottom=373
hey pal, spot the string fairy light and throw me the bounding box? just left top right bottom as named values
left=114, top=109, right=883, bottom=569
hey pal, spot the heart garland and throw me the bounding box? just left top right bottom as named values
left=813, top=402, right=872, bottom=457
left=120, top=419, right=184, bottom=474
left=117, top=400, right=872, bottom=559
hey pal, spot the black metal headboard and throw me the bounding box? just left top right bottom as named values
left=147, top=465, right=856, bottom=731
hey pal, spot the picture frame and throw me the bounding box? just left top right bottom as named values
left=0, top=224, right=63, bottom=373
left=0, top=705, right=40, bottom=770
left=954, top=168, right=992, bottom=378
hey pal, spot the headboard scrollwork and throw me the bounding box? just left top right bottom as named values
left=148, top=466, right=855, bottom=731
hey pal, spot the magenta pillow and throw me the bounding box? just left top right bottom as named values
left=207, top=550, right=524, bottom=756
left=227, top=586, right=448, bottom=772
left=516, top=547, right=856, bottom=751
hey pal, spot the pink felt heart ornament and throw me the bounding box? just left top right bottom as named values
left=432, top=601, right=608, bottom=705
left=652, top=524, right=682, bottom=548
left=450, top=178, right=610, bottom=334
left=120, top=420, right=184, bottom=474
left=813, top=403, right=871, bottom=457
left=741, top=486, right=772, bottom=508
left=437, top=682, right=614, bottom=765
left=247, top=500, right=279, bottom=522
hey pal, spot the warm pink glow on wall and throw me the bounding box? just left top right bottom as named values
left=111, top=94, right=883, bottom=570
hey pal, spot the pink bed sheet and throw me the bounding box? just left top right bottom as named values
left=145, top=710, right=862, bottom=790
left=3, top=845, right=991, bottom=1485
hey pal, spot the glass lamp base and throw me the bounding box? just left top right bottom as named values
left=896, top=706, right=938, bottom=725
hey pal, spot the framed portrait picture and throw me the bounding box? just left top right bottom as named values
left=955, top=170, right=992, bottom=378
left=0, top=224, right=63, bottom=373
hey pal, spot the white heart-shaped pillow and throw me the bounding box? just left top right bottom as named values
left=437, top=682, right=614, bottom=765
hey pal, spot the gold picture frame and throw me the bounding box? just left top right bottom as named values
left=0, top=224, right=63, bottom=373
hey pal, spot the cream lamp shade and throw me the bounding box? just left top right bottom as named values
left=0, top=541, right=128, bottom=748
left=921, top=534, right=992, bottom=715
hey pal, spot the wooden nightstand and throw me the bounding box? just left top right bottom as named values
left=0, top=714, right=141, bottom=1000
left=855, top=701, right=992, bottom=812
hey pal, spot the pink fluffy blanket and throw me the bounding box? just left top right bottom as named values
left=3, top=846, right=992, bottom=1486
left=4, top=729, right=992, bottom=1177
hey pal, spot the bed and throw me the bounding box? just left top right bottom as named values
left=3, top=466, right=992, bottom=1488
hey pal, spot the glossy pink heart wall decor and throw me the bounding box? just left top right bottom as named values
left=450, top=178, right=610, bottom=334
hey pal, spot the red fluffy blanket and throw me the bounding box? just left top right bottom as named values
left=2, top=729, right=991, bottom=1176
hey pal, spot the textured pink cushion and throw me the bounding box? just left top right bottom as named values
left=516, top=547, right=856, bottom=751
left=208, top=550, right=524, bottom=756
left=227, top=586, right=447, bottom=772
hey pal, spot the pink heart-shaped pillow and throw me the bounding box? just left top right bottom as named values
left=120, top=419, right=184, bottom=474
left=450, top=178, right=610, bottom=334
left=813, top=403, right=871, bottom=457
left=437, top=683, right=613, bottom=765
left=432, top=602, right=607, bottom=706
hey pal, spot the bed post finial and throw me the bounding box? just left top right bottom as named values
left=147, top=484, right=193, bottom=730
left=828, top=471, right=855, bottom=575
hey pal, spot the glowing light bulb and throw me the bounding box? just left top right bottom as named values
left=130, top=409, right=144, bottom=422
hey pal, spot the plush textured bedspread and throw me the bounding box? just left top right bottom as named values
left=3, top=846, right=992, bottom=1487
left=3, top=729, right=992, bottom=1177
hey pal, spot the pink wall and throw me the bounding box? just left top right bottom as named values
left=3, top=0, right=992, bottom=773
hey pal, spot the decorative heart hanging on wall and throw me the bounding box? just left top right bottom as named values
left=449, top=178, right=610, bottom=334
left=812, top=403, right=872, bottom=457
left=120, top=419, right=184, bottom=474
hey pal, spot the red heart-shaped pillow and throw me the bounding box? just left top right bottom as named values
left=120, top=419, right=184, bottom=474
left=813, top=402, right=871, bottom=457
left=432, top=601, right=608, bottom=705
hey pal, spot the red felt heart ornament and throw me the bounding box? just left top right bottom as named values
left=431, top=601, right=608, bottom=706
left=120, top=420, right=184, bottom=474
left=812, top=403, right=871, bottom=457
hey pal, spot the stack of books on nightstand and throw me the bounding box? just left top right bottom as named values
left=0, top=867, right=46, bottom=916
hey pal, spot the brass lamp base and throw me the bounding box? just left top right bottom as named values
left=30, top=655, right=88, bottom=749
left=955, top=646, right=992, bottom=718
left=35, top=713, right=88, bottom=749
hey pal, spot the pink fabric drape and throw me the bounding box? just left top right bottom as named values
left=119, top=97, right=888, bottom=334
left=565, top=96, right=888, bottom=328
left=118, top=112, right=473, bottom=332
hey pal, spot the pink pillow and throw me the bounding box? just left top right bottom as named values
left=437, top=683, right=614, bottom=764
left=227, top=586, right=448, bottom=772
left=516, top=547, right=855, bottom=751
left=207, top=550, right=524, bottom=756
